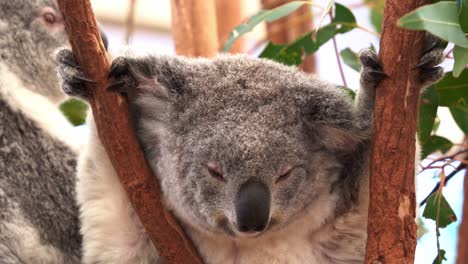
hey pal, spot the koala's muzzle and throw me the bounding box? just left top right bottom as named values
left=235, top=180, right=270, bottom=233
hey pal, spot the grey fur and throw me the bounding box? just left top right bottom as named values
left=56, top=35, right=444, bottom=263
left=0, top=0, right=82, bottom=262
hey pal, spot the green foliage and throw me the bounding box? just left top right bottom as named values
left=421, top=135, right=453, bottom=158
left=435, top=71, right=468, bottom=106
left=365, top=0, right=385, bottom=34
left=418, top=85, right=439, bottom=144
left=223, top=1, right=307, bottom=52
left=433, top=249, right=447, bottom=264
left=450, top=104, right=468, bottom=134
left=59, top=98, right=88, bottom=126
left=398, top=1, right=468, bottom=77
left=340, top=48, right=361, bottom=71
left=423, top=191, right=457, bottom=228
left=259, top=3, right=356, bottom=66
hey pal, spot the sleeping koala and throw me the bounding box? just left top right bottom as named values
left=56, top=37, right=444, bottom=264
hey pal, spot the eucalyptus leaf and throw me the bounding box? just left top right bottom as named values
left=450, top=104, right=468, bottom=134
left=458, top=0, right=468, bottom=32
left=453, top=45, right=468, bottom=77
left=423, top=192, right=457, bottom=228
left=340, top=48, right=361, bottom=72
left=421, top=135, right=453, bottom=159
left=435, top=71, right=468, bottom=107
left=398, top=2, right=468, bottom=48
left=432, top=249, right=447, bottom=264
left=418, top=85, right=439, bottom=144
left=260, top=3, right=356, bottom=66
left=59, top=98, right=88, bottom=126
left=370, top=9, right=383, bottom=34
left=223, top=1, right=307, bottom=52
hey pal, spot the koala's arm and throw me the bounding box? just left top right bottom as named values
left=354, top=36, right=445, bottom=131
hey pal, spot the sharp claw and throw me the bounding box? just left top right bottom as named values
left=369, top=70, right=388, bottom=79
left=74, top=75, right=96, bottom=84
left=107, top=80, right=127, bottom=91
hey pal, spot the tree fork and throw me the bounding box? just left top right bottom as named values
left=57, top=1, right=203, bottom=263
left=365, top=0, right=431, bottom=263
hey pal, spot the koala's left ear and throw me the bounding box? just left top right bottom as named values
left=315, top=125, right=367, bottom=151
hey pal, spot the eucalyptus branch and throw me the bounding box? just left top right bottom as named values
left=328, top=11, right=348, bottom=88
left=419, top=163, right=466, bottom=206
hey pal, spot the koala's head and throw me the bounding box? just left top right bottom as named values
left=132, top=55, right=367, bottom=238
left=0, top=0, right=70, bottom=102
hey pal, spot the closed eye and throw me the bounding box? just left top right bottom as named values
left=206, top=163, right=226, bottom=182
left=275, top=165, right=304, bottom=184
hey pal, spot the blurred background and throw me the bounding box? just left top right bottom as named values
left=79, top=1, right=464, bottom=263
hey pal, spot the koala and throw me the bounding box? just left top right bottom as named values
left=56, top=36, right=444, bottom=264
left=0, top=0, right=106, bottom=263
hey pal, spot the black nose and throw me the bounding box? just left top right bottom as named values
left=235, top=180, right=270, bottom=233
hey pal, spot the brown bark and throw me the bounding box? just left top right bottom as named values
left=57, top=1, right=203, bottom=263
left=456, top=137, right=468, bottom=264
left=364, top=1, right=431, bottom=263
left=215, top=0, right=244, bottom=53
left=170, top=0, right=219, bottom=57
left=261, top=0, right=315, bottom=73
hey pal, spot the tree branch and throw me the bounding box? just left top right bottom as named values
left=364, top=0, right=431, bottom=263
left=170, top=0, right=219, bottom=57
left=57, top=1, right=203, bottom=263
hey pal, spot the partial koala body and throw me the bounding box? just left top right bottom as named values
left=57, top=36, right=444, bottom=263
left=0, top=1, right=90, bottom=262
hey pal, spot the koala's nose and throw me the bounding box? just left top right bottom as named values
left=235, top=180, right=270, bottom=233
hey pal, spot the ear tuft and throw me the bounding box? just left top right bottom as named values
left=317, top=125, right=368, bottom=151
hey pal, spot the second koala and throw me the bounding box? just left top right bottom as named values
left=57, top=38, right=443, bottom=263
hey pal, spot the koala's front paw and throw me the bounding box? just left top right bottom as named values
left=417, top=34, right=445, bottom=86
left=359, top=49, right=387, bottom=89
left=56, top=49, right=94, bottom=99
left=107, top=57, right=137, bottom=96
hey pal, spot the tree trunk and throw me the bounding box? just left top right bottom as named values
left=456, top=137, right=468, bottom=264
left=260, top=0, right=315, bottom=73
left=215, top=0, right=244, bottom=53
left=170, top=0, right=219, bottom=57
left=57, top=1, right=203, bottom=263
left=364, top=0, right=431, bottom=263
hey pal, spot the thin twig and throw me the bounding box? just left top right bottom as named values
left=124, top=0, right=137, bottom=44
left=420, top=149, right=468, bottom=172
left=328, top=10, right=347, bottom=88
left=419, top=163, right=466, bottom=206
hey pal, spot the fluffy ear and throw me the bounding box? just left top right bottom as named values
left=316, top=125, right=368, bottom=151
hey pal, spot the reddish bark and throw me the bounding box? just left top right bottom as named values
left=215, top=0, right=244, bottom=53
left=261, top=0, right=315, bottom=73
left=170, top=0, right=219, bottom=57
left=57, top=1, right=203, bottom=263
left=456, top=138, right=468, bottom=264
left=364, top=0, right=431, bottom=263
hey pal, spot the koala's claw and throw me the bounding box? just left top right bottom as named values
left=416, top=35, right=445, bottom=85
left=107, top=57, right=136, bottom=95
left=359, top=49, right=386, bottom=88
left=56, top=49, right=93, bottom=98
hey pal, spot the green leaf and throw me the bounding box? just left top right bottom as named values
left=453, top=45, right=468, bottom=77
left=313, top=0, right=335, bottom=37
left=259, top=3, right=357, bottom=66
left=423, top=192, right=457, bottom=228
left=421, top=135, right=453, bottom=158
left=450, top=104, right=468, bottom=133
left=435, top=71, right=468, bottom=107
left=418, top=85, right=439, bottom=144
left=340, top=48, right=361, bottom=72
left=458, top=0, right=468, bottom=32
left=223, top=1, right=307, bottom=52
left=370, top=9, right=383, bottom=34
left=59, top=98, right=88, bottom=126
left=432, top=249, right=447, bottom=264
left=398, top=2, right=468, bottom=48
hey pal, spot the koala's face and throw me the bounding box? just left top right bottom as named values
left=134, top=55, right=363, bottom=238
left=0, top=0, right=69, bottom=101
